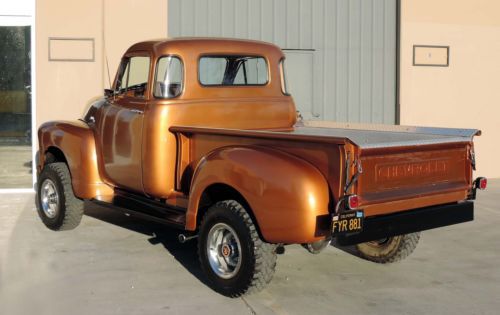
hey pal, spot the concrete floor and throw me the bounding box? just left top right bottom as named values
left=0, top=181, right=499, bottom=315
left=0, top=145, right=32, bottom=188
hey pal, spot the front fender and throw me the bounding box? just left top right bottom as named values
left=186, top=146, right=330, bottom=244
left=38, top=120, right=113, bottom=199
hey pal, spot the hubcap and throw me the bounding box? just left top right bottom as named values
left=367, top=237, right=391, bottom=248
left=40, top=179, right=59, bottom=219
left=206, top=223, right=242, bottom=279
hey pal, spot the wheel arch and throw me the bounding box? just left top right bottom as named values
left=195, top=183, right=265, bottom=241
left=45, top=146, right=68, bottom=164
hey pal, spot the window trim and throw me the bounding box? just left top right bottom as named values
left=114, top=52, right=151, bottom=99
left=197, top=54, right=270, bottom=87
left=279, top=57, right=291, bottom=96
left=153, top=54, right=185, bottom=99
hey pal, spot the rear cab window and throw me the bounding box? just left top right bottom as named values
left=154, top=56, right=183, bottom=98
left=199, top=56, right=268, bottom=86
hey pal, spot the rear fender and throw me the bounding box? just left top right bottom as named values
left=38, top=120, right=112, bottom=199
left=186, top=146, right=330, bottom=244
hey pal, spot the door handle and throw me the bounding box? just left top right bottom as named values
left=130, top=109, right=144, bottom=115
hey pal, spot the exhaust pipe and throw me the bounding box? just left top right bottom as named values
left=303, top=238, right=331, bottom=254
left=178, top=233, right=198, bottom=243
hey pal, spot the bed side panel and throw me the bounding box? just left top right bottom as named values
left=185, top=146, right=331, bottom=244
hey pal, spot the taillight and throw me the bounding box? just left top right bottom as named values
left=347, top=195, right=359, bottom=209
left=477, top=177, right=487, bottom=190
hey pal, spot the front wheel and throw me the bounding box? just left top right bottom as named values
left=356, top=232, right=421, bottom=263
left=36, top=162, right=84, bottom=231
left=198, top=200, right=277, bottom=297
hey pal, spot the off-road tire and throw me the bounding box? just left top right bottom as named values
left=356, top=232, right=421, bottom=264
left=198, top=200, right=277, bottom=297
left=36, top=162, right=84, bottom=231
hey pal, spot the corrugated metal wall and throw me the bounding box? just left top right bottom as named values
left=168, top=0, right=397, bottom=124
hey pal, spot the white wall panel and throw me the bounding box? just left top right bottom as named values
left=285, top=51, right=314, bottom=118
left=168, top=0, right=397, bottom=124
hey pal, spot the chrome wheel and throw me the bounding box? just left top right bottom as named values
left=40, top=179, right=59, bottom=219
left=206, top=223, right=242, bottom=279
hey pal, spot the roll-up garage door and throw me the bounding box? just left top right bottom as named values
left=168, top=0, right=397, bottom=124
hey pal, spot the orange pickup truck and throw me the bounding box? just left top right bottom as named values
left=36, top=38, right=486, bottom=297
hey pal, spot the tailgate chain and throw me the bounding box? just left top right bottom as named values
left=336, top=155, right=363, bottom=214
left=344, top=158, right=363, bottom=194
left=469, top=147, right=476, bottom=171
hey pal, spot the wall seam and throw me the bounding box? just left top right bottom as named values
left=101, top=0, right=105, bottom=89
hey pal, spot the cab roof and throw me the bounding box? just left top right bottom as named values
left=125, top=37, right=285, bottom=59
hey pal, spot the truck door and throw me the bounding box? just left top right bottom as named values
left=98, top=54, right=150, bottom=193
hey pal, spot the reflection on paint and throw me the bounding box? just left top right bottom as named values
left=308, top=192, right=316, bottom=211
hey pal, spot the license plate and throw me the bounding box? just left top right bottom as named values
left=332, top=210, right=364, bottom=235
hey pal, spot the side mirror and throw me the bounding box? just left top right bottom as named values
left=104, top=89, right=116, bottom=98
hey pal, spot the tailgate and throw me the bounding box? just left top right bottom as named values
left=299, top=120, right=480, bottom=217
left=357, top=142, right=473, bottom=216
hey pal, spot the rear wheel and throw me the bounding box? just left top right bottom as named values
left=356, top=232, right=420, bottom=263
left=36, top=162, right=84, bottom=231
left=198, top=200, right=277, bottom=297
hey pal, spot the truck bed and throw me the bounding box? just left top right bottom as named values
left=172, top=120, right=479, bottom=149
left=296, top=120, right=480, bottom=149
left=170, top=120, right=479, bottom=217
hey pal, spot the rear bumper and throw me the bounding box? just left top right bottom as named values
left=336, top=201, right=474, bottom=246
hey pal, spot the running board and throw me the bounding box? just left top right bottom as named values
left=91, top=191, right=186, bottom=228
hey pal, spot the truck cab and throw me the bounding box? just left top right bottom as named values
left=88, top=38, right=296, bottom=198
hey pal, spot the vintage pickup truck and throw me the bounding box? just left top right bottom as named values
left=36, top=38, right=486, bottom=297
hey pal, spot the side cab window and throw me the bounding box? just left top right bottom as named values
left=115, top=55, right=150, bottom=98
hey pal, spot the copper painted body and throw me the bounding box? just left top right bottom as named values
left=37, top=38, right=480, bottom=244
left=37, top=120, right=113, bottom=198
